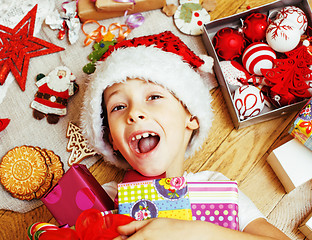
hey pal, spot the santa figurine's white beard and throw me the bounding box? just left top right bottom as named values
left=47, top=74, right=71, bottom=92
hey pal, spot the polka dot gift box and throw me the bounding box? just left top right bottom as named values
left=188, top=181, right=239, bottom=230
left=41, top=164, right=114, bottom=226
left=117, top=177, right=193, bottom=221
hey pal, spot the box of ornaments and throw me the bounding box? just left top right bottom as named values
left=202, top=0, right=312, bottom=128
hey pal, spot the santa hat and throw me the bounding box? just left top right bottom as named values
left=80, top=31, right=214, bottom=169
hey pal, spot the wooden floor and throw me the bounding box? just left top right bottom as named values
left=1, top=0, right=312, bottom=239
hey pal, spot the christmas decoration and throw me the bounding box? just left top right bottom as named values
left=30, top=66, right=79, bottom=124
left=174, top=1, right=211, bottom=35
left=275, top=6, right=308, bottom=35
left=242, top=13, right=269, bottom=42
left=242, top=42, right=276, bottom=76
left=45, top=1, right=80, bottom=44
left=268, top=88, right=302, bottom=108
left=66, top=122, right=97, bottom=166
left=261, top=45, right=312, bottom=99
left=212, top=27, right=246, bottom=60
left=233, top=85, right=265, bottom=120
left=266, top=18, right=301, bottom=53
left=0, top=5, right=65, bottom=91
left=83, top=39, right=117, bottom=74
left=0, top=118, right=10, bottom=132
left=219, top=60, right=248, bottom=86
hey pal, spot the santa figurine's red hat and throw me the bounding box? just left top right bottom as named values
left=80, top=31, right=214, bottom=169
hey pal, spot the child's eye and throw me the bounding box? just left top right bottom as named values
left=147, top=95, right=162, bottom=101
left=111, top=105, right=125, bottom=112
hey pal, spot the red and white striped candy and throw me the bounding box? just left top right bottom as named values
left=242, top=42, right=276, bottom=76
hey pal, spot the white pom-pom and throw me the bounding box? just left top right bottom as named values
left=198, top=55, right=214, bottom=74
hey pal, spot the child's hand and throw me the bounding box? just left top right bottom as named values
left=113, top=218, right=198, bottom=240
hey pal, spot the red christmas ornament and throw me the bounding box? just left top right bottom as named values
left=0, top=118, right=10, bottom=132
left=261, top=45, right=312, bottom=98
left=212, top=27, right=246, bottom=60
left=243, top=13, right=269, bottom=42
left=268, top=89, right=302, bottom=108
left=0, top=5, right=65, bottom=91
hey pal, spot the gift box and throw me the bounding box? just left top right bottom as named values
left=117, top=177, right=193, bottom=220
left=267, top=138, right=312, bottom=193
left=41, top=164, right=114, bottom=226
left=188, top=181, right=239, bottom=230
left=95, top=0, right=165, bottom=13
left=78, top=0, right=166, bottom=22
left=289, top=97, right=312, bottom=151
left=202, top=0, right=311, bottom=129
left=299, top=211, right=312, bottom=240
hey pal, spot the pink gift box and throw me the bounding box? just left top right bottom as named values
left=41, top=164, right=114, bottom=226
left=188, top=181, right=239, bottom=230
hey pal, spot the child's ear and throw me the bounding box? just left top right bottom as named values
left=187, top=115, right=199, bottom=130
left=108, top=132, right=119, bottom=151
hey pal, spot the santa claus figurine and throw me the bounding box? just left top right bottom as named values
left=31, top=66, right=78, bottom=124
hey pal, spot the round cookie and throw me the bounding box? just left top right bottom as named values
left=0, top=146, right=48, bottom=196
left=43, top=149, right=64, bottom=188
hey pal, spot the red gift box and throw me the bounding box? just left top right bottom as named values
left=41, top=164, right=114, bottom=226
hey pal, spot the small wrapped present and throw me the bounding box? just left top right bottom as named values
left=41, top=164, right=114, bottom=226
left=118, top=177, right=193, bottom=220
left=78, top=0, right=166, bottom=22
left=267, top=138, right=312, bottom=193
left=299, top=211, right=312, bottom=240
left=188, top=181, right=239, bottom=230
left=95, top=0, right=165, bottom=13
left=289, top=97, right=312, bottom=151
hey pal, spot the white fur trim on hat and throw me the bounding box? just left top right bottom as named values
left=80, top=45, right=214, bottom=169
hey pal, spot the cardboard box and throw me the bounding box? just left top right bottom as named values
left=299, top=211, right=312, bottom=240
left=188, top=181, right=239, bottom=230
left=78, top=0, right=165, bottom=22
left=202, top=0, right=311, bottom=128
left=118, top=177, right=193, bottom=220
left=95, top=0, right=165, bottom=13
left=41, top=164, right=114, bottom=226
left=267, top=138, right=312, bottom=193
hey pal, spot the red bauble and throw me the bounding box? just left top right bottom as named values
left=212, top=27, right=246, bottom=60
left=269, top=89, right=302, bottom=108
left=243, top=13, right=269, bottom=42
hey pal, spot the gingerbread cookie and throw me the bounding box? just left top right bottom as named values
left=0, top=146, right=48, bottom=196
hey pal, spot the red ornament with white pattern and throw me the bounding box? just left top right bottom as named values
left=242, top=13, right=269, bottom=42
left=242, top=42, right=276, bottom=76
left=212, top=27, right=246, bottom=60
left=275, top=6, right=308, bottom=35
left=266, top=18, right=301, bottom=53
left=233, top=85, right=265, bottom=120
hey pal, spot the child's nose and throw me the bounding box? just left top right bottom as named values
left=127, top=107, right=146, bottom=123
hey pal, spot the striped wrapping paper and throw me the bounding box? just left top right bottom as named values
left=188, top=181, right=239, bottom=230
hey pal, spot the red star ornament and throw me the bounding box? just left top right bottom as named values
left=0, top=5, right=65, bottom=91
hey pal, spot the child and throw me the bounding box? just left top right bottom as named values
left=80, top=31, right=290, bottom=240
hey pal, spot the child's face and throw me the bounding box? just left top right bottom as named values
left=104, top=78, right=199, bottom=177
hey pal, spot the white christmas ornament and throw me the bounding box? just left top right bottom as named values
left=275, top=6, right=308, bottom=35
left=174, top=1, right=210, bottom=35
left=266, top=18, right=301, bottom=53
left=233, top=85, right=265, bottom=120
left=242, top=42, right=276, bottom=76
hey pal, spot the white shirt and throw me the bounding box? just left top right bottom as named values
left=102, top=171, right=265, bottom=232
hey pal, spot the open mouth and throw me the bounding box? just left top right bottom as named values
left=130, top=132, right=160, bottom=154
